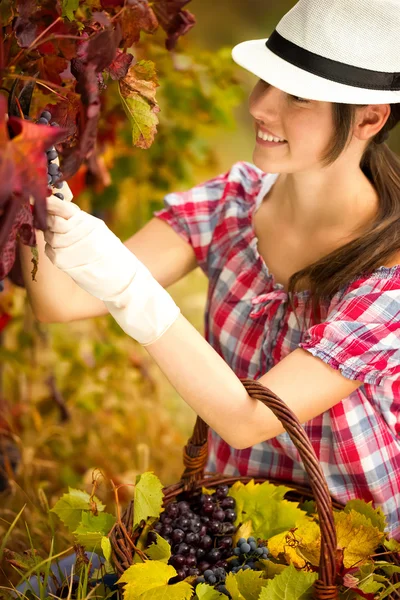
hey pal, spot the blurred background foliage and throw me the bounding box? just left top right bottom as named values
left=1, top=0, right=400, bottom=586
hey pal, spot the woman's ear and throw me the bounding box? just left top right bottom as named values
left=354, top=103, right=391, bottom=143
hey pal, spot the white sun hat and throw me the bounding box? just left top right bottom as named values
left=232, top=0, right=400, bottom=105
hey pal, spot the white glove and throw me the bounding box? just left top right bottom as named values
left=44, top=196, right=180, bottom=345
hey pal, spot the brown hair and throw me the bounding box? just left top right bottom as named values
left=287, top=102, right=400, bottom=327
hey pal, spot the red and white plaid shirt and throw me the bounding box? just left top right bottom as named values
left=154, top=161, right=400, bottom=540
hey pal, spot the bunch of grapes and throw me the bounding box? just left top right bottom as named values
left=229, top=536, right=270, bottom=573
left=36, top=111, right=65, bottom=200
left=148, top=484, right=237, bottom=585
left=197, top=567, right=230, bottom=597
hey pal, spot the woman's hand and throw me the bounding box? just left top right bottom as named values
left=44, top=196, right=139, bottom=301
left=44, top=196, right=180, bottom=345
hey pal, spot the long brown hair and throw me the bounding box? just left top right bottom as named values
left=287, top=102, right=400, bottom=327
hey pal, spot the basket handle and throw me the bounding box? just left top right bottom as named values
left=180, top=378, right=339, bottom=599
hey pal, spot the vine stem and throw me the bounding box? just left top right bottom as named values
left=5, top=74, right=72, bottom=101
left=9, top=17, right=62, bottom=68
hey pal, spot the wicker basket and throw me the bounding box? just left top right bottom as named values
left=109, top=378, right=400, bottom=599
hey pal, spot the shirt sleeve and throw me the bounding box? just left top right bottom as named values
left=298, top=270, right=400, bottom=386
left=153, top=162, right=262, bottom=275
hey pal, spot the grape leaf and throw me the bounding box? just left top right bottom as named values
left=133, top=471, right=164, bottom=528
left=145, top=532, right=171, bottom=562
left=119, top=60, right=160, bottom=149
left=257, top=560, right=288, bottom=580
left=106, top=49, right=134, bottom=80
left=229, top=480, right=309, bottom=540
left=334, top=510, right=385, bottom=568
left=120, top=0, right=159, bottom=48
left=62, top=0, right=80, bottom=21
left=258, top=564, right=318, bottom=600
left=195, top=583, right=226, bottom=599
left=268, top=521, right=321, bottom=568
left=225, top=569, right=266, bottom=600
left=50, top=486, right=105, bottom=532
left=152, top=0, right=196, bottom=50
left=118, top=561, right=193, bottom=600
left=344, top=499, right=387, bottom=533
left=0, top=95, right=68, bottom=278
left=74, top=511, right=116, bottom=551
left=3, top=548, right=42, bottom=571
left=101, top=536, right=112, bottom=562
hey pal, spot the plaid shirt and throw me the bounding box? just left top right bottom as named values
left=154, top=161, right=400, bottom=540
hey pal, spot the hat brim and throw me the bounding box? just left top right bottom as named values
left=232, top=38, right=400, bottom=104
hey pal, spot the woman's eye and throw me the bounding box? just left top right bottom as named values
left=290, top=94, right=309, bottom=103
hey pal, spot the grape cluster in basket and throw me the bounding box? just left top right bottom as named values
left=36, top=110, right=65, bottom=199
left=148, top=484, right=269, bottom=596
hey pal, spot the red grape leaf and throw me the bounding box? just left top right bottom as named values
left=106, top=49, right=135, bottom=80
left=0, top=95, right=68, bottom=279
left=63, top=25, right=122, bottom=178
left=152, top=0, right=195, bottom=50
left=120, top=0, right=159, bottom=48
left=31, top=56, right=69, bottom=86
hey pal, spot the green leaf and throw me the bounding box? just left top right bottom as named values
left=133, top=472, right=164, bottom=529
left=384, top=537, right=400, bottom=552
left=118, top=561, right=193, bottom=600
left=50, top=487, right=105, bottom=532
left=374, top=561, right=400, bottom=577
left=334, top=510, right=385, bottom=568
left=61, top=0, right=79, bottom=21
left=258, top=564, right=318, bottom=600
left=229, top=480, right=310, bottom=540
left=74, top=511, right=116, bottom=551
left=145, top=532, right=171, bottom=563
left=344, top=499, right=387, bottom=533
left=225, top=570, right=266, bottom=600
left=258, top=560, right=288, bottom=580
left=195, top=583, right=226, bottom=599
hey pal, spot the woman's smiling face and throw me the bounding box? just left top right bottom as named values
left=248, top=79, right=336, bottom=173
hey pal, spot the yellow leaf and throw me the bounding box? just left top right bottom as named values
left=118, top=561, right=193, bottom=600
left=233, top=520, right=253, bottom=546
left=268, top=521, right=321, bottom=569
left=334, top=510, right=385, bottom=568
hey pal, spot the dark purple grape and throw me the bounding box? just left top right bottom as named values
left=170, top=554, right=185, bottom=568
left=185, top=532, right=199, bottom=545
left=201, top=516, right=210, bottom=525
left=164, top=536, right=171, bottom=545
left=189, top=547, right=197, bottom=556
left=199, top=525, right=208, bottom=537
left=47, top=150, right=58, bottom=161
left=171, top=529, right=185, bottom=544
left=196, top=548, right=206, bottom=560
left=219, top=537, right=233, bottom=549
left=224, top=509, right=236, bottom=522
left=188, top=567, right=200, bottom=577
left=207, top=548, right=221, bottom=563
left=40, top=111, right=52, bottom=121
left=54, top=193, right=64, bottom=200
left=199, top=535, right=213, bottom=550
left=162, top=524, right=173, bottom=536
left=177, top=501, right=190, bottom=514
left=221, top=497, right=236, bottom=509
left=161, top=515, right=173, bottom=525
left=166, top=503, right=179, bottom=518
left=177, top=543, right=190, bottom=555
left=208, top=521, right=221, bottom=535
left=216, top=485, right=229, bottom=499
left=38, top=117, right=49, bottom=125
left=202, top=502, right=215, bottom=515
left=185, top=555, right=197, bottom=568
left=154, top=522, right=163, bottom=532
left=53, top=181, right=63, bottom=189
left=198, top=561, right=211, bottom=573
left=213, top=509, right=225, bottom=522
left=177, top=516, right=190, bottom=530
left=169, top=568, right=186, bottom=583
left=215, top=560, right=229, bottom=571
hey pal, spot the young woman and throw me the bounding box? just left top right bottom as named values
left=22, top=0, right=400, bottom=540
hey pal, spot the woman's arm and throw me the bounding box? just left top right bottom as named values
left=143, top=312, right=363, bottom=450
